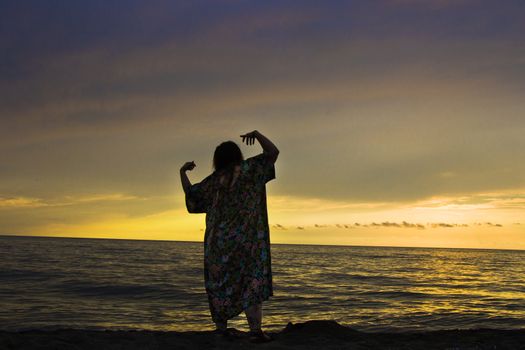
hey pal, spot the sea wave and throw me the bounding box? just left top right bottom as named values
left=2, top=236, right=525, bottom=332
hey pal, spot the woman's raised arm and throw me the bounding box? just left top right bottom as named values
left=240, top=130, right=279, bottom=164
left=180, top=161, right=196, bottom=194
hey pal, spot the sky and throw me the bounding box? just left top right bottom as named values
left=1, top=0, right=524, bottom=249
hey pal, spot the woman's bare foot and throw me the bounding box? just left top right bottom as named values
left=249, top=329, right=273, bottom=343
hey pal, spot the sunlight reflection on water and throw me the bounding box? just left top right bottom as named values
left=1, top=236, right=525, bottom=332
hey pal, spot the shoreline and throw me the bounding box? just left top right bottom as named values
left=2, top=320, right=525, bottom=350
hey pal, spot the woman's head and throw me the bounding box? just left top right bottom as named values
left=213, top=141, right=243, bottom=172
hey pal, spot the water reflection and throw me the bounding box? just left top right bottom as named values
left=1, top=236, right=525, bottom=332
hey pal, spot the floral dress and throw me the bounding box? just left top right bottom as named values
left=185, top=152, right=276, bottom=323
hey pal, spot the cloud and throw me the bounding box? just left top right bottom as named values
left=270, top=221, right=501, bottom=231
left=0, top=193, right=140, bottom=209
left=430, top=223, right=456, bottom=228
left=65, top=193, right=139, bottom=204
left=269, top=196, right=395, bottom=212
left=484, top=222, right=503, bottom=228
left=269, top=220, right=509, bottom=231
left=278, top=221, right=430, bottom=230
left=386, top=0, right=474, bottom=8
left=0, top=197, right=46, bottom=208
left=402, top=221, right=426, bottom=229
left=206, top=5, right=322, bottom=42
left=369, top=221, right=425, bottom=229
left=413, top=192, right=525, bottom=212
left=472, top=222, right=503, bottom=227
left=426, top=223, right=470, bottom=228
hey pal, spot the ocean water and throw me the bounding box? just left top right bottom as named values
left=1, top=235, right=524, bottom=333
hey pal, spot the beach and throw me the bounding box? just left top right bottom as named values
left=2, top=320, right=525, bottom=350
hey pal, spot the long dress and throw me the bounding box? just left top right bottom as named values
left=185, top=152, right=276, bottom=323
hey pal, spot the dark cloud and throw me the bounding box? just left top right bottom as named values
left=430, top=223, right=455, bottom=228
left=364, top=221, right=504, bottom=229
left=368, top=221, right=425, bottom=229
left=272, top=221, right=494, bottom=231
left=429, top=223, right=470, bottom=228
left=338, top=221, right=489, bottom=229
left=299, top=222, right=429, bottom=229
left=402, top=221, right=426, bottom=229
left=485, top=222, right=503, bottom=228
left=473, top=222, right=503, bottom=227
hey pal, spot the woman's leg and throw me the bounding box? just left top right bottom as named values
left=215, top=320, right=227, bottom=331
left=245, top=303, right=262, bottom=331
left=246, top=303, right=272, bottom=342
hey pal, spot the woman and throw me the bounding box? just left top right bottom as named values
left=180, top=130, right=279, bottom=342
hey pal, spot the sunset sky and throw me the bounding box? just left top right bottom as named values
left=1, top=0, right=524, bottom=249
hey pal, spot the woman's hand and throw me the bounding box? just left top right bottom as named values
left=241, top=130, right=279, bottom=164
left=240, top=130, right=259, bottom=145
left=181, top=161, right=196, bottom=172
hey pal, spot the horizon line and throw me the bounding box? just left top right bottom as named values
left=1, top=234, right=524, bottom=252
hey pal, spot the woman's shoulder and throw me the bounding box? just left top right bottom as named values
left=241, top=155, right=257, bottom=172
left=197, top=171, right=218, bottom=187
left=242, top=153, right=275, bottom=183
left=243, top=153, right=268, bottom=165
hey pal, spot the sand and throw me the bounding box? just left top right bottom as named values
left=2, top=320, right=525, bottom=350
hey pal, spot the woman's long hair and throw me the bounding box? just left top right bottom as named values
left=213, top=141, right=244, bottom=189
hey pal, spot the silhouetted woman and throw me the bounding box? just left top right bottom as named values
left=180, top=130, right=278, bottom=342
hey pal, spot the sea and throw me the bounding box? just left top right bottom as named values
left=1, top=235, right=524, bottom=333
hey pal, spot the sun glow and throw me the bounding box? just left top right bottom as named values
left=2, top=190, right=520, bottom=250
